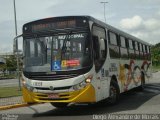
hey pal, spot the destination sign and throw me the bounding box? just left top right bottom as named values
left=32, top=20, right=76, bottom=32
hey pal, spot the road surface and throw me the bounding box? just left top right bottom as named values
left=0, top=79, right=20, bottom=87
left=0, top=72, right=160, bottom=120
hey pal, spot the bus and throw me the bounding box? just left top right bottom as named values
left=14, top=16, right=152, bottom=108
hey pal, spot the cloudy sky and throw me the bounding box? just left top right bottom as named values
left=0, top=0, right=160, bottom=53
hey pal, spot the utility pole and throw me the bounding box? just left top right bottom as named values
left=13, top=0, right=18, bottom=43
left=100, top=1, right=108, bottom=23
left=13, top=0, right=21, bottom=90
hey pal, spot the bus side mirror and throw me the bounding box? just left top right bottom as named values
left=13, top=34, right=23, bottom=54
left=13, top=39, right=18, bottom=53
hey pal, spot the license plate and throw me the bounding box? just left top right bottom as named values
left=48, top=94, right=59, bottom=99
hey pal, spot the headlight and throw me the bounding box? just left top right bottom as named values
left=73, top=81, right=87, bottom=90
left=26, top=84, right=34, bottom=92
left=85, top=75, right=93, bottom=83
left=72, top=75, right=93, bottom=91
left=22, top=79, right=34, bottom=91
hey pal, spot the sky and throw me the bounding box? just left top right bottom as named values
left=0, top=0, right=160, bottom=53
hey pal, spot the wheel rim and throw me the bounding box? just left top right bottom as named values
left=141, top=74, right=145, bottom=88
left=109, top=86, right=117, bottom=103
left=141, top=79, right=144, bottom=88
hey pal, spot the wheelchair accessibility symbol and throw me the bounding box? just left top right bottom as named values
left=52, top=61, right=61, bottom=70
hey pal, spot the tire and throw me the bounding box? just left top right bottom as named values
left=107, top=81, right=120, bottom=105
left=50, top=103, right=68, bottom=108
left=139, top=72, right=145, bottom=91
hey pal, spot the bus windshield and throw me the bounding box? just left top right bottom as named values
left=24, top=32, right=92, bottom=72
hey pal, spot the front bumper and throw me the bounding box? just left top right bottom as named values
left=22, top=84, right=96, bottom=103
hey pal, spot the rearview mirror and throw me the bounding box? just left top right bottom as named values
left=13, top=34, right=23, bottom=53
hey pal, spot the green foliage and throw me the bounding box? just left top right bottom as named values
left=0, top=64, right=6, bottom=72
left=0, top=55, right=17, bottom=72
left=151, top=43, right=160, bottom=66
left=0, top=87, right=22, bottom=98
left=6, top=55, right=17, bottom=71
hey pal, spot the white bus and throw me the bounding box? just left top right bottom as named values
left=15, top=16, right=152, bottom=108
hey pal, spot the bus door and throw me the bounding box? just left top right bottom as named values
left=92, top=25, right=108, bottom=100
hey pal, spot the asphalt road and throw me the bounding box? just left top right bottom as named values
left=0, top=72, right=160, bottom=120
left=0, top=79, right=20, bottom=87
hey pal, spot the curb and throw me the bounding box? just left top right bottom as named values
left=0, top=102, right=43, bottom=111
left=0, top=103, right=29, bottom=110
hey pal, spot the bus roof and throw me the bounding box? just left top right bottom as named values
left=23, top=15, right=151, bottom=46
left=86, top=16, right=151, bottom=46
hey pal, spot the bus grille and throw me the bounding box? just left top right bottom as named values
left=24, top=72, right=79, bottom=80
left=35, top=86, right=72, bottom=90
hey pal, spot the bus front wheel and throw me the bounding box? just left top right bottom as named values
left=107, top=81, right=120, bottom=105
left=138, top=72, right=145, bottom=91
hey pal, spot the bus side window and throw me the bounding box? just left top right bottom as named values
left=148, top=46, right=151, bottom=60
left=143, top=44, right=147, bottom=60
left=108, top=31, right=120, bottom=58
left=120, top=36, right=128, bottom=59
left=134, top=41, right=140, bottom=59
left=145, top=45, right=148, bottom=60
left=128, top=39, right=135, bottom=59
left=139, top=43, right=143, bottom=59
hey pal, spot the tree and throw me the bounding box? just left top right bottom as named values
left=5, top=55, right=17, bottom=72
left=0, top=63, right=6, bottom=76
left=151, top=43, right=160, bottom=66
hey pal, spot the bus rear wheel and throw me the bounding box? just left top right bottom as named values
left=50, top=103, right=68, bottom=108
left=139, top=72, right=145, bottom=91
left=107, top=81, right=120, bottom=105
